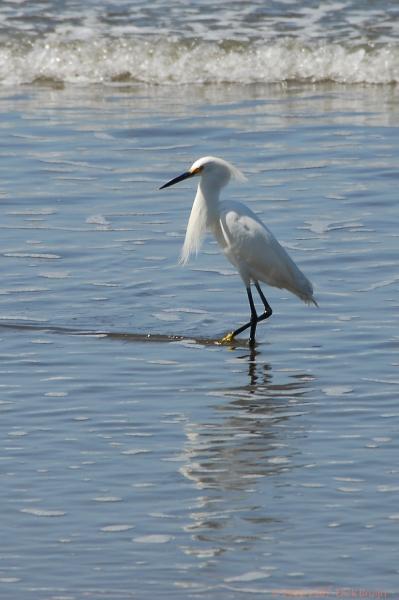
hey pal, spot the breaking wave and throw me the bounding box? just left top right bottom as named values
left=0, top=35, right=398, bottom=86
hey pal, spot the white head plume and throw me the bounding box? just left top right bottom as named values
left=190, top=156, right=247, bottom=184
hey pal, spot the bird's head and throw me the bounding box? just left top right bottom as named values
left=159, top=156, right=246, bottom=191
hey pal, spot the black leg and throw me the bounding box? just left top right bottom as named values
left=254, top=281, right=273, bottom=319
left=247, top=286, right=258, bottom=346
left=220, top=281, right=272, bottom=345
left=230, top=286, right=258, bottom=345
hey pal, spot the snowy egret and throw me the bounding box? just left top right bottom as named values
left=160, top=156, right=317, bottom=345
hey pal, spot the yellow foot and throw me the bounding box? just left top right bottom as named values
left=220, top=331, right=235, bottom=344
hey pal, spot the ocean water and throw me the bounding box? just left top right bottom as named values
left=1, top=0, right=399, bottom=85
left=1, top=2, right=399, bottom=600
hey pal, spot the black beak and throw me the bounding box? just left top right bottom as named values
left=159, top=171, right=193, bottom=190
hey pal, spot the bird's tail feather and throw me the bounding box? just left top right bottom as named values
left=306, top=296, right=319, bottom=307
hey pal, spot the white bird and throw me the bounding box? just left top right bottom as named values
left=160, top=156, right=317, bottom=345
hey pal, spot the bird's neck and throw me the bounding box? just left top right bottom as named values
left=197, top=179, right=221, bottom=228
left=180, top=180, right=221, bottom=264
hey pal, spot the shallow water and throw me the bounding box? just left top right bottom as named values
left=1, top=81, right=399, bottom=599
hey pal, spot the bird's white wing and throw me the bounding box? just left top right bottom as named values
left=219, top=201, right=314, bottom=303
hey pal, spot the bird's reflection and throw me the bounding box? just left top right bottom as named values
left=179, top=349, right=314, bottom=557
left=238, top=346, right=271, bottom=387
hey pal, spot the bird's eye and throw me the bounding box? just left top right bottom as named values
left=191, top=166, right=204, bottom=175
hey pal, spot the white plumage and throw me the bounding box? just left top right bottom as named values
left=160, top=156, right=317, bottom=345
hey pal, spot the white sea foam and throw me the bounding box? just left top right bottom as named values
left=0, top=36, right=398, bottom=86
left=20, top=507, right=66, bottom=517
